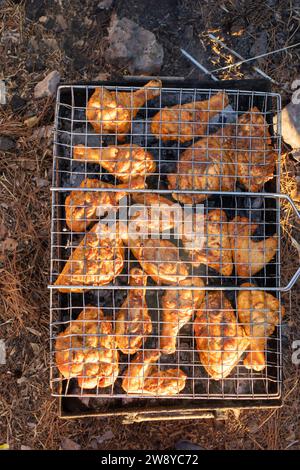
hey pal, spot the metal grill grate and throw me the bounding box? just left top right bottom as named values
left=50, top=82, right=292, bottom=404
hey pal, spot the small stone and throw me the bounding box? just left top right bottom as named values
left=96, top=430, right=114, bottom=444
left=0, top=136, right=16, bottom=151
left=24, top=116, right=39, bottom=128
left=250, top=32, right=268, bottom=61
left=33, top=177, right=49, bottom=188
left=38, top=16, right=47, bottom=24
left=93, top=72, right=110, bottom=81
left=97, top=0, right=113, bottom=9
left=274, top=101, right=300, bottom=150
left=34, top=71, right=60, bottom=99
left=56, top=14, right=68, bottom=31
left=21, top=445, right=32, bottom=451
left=32, top=125, right=53, bottom=140
left=10, top=95, right=27, bottom=112
left=105, top=16, right=164, bottom=74
left=61, top=438, right=81, bottom=451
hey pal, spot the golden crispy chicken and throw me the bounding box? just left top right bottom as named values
left=167, top=128, right=235, bottom=204
left=115, top=268, right=152, bottom=355
left=123, top=234, right=189, bottom=285
left=122, top=350, right=187, bottom=395
left=182, top=209, right=233, bottom=276
left=73, top=144, right=156, bottom=183
left=65, top=176, right=145, bottom=232
left=86, top=80, right=161, bottom=139
left=194, top=292, right=249, bottom=380
left=237, top=283, right=284, bottom=371
left=54, top=222, right=124, bottom=292
left=130, top=192, right=182, bottom=235
left=160, top=277, right=205, bottom=354
left=229, top=216, right=278, bottom=277
left=151, top=92, right=229, bottom=143
left=55, top=306, right=119, bottom=389
left=232, top=107, right=276, bottom=191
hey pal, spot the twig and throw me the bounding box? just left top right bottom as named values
left=208, top=33, right=277, bottom=84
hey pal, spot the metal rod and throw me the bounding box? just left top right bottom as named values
left=180, top=48, right=219, bottom=81
left=208, top=33, right=276, bottom=83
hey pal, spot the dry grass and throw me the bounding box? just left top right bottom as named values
left=0, top=0, right=300, bottom=450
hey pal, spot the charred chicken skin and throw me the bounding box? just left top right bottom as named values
left=122, top=350, right=187, bottom=395
left=160, top=277, right=205, bottom=354
left=229, top=216, right=277, bottom=277
left=55, top=306, right=119, bottom=389
left=167, top=128, right=235, bottom=204
left=115, top=268, right=152, bottom=355
left=151, top=91, right=229, bottom=143
left=231, top=107, right=276, bottom=191
left=194, top=292, right=249, bottom=380
left=182, top=209, right=233, bottom=276
left=65, top=176, right=145, bottom=232
left=130, top=192, right=182, bottom=235
left=86, top=80, right=162, bottom=140
left=54, top=222, right=124, bottom=292
left=73, top=144, right=156, bottom=183
left=237, top=283, right=284, bottom=371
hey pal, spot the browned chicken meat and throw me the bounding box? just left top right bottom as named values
left=73, top=144, right=156, bottom=183
left=86, top=80, right=161, bottom=140
left=182, top=209, right=233, bottom=276
left=65, top=177, right=145, bottom=232
left=231, top=107, right=276, bottom=191
left=194, top=292, right=249, bottom=380
left=115, top=268, right=152, bottom=355
left=122, top=234, right=189, bottom=285
left=237, top=283, right=285, bottom=371
left=55, top=306, right=119, bottom=389
left=130, top=192, right=182, bottom=235
left=167, top=128, right=235, bottom=204
left=160, top=277, right=205, bottom=354
left=229, top=216, right=278, bottom=277
left=54, top=222, right=124, bottom=292
left=122, top=350, right=187, bottom=395
left=151, top=92, right=229, bottom=143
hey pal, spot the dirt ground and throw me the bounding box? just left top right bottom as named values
left=0, top=0, right=300, bottom=450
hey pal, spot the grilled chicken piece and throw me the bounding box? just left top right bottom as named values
left=237, top=283, right=284, bottom=371
left=123, top=234, right=189, bottom=285
left=182, top=209, right=233, bottom=276
left=151, top=92, right=229, bottom=143
left=229, top=216, right=277, bottom=277
left=130, top=193, right=182, bottom=235
left=54, top=222, right=124, bottom=292
left=122, top=350, right=187, bottom=395
left=167, top=128, right=235, bottom=204
left=73, top=144, right=156, bottom=183
left=65, top=177, right=145, bottom=232
left=161, top=277, right=205, bottom=354
left=86, top=80, right=161, bottom=140
left=232, top=107, right=276, bottom=191
left=194, top=292, right=249, bottom=380
left=55, top=306, right=119, bottom=389
left=115, top=268, right=152, bottom=355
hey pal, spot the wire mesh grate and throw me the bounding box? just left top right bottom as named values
left=50, top=82, right=284, bottom=402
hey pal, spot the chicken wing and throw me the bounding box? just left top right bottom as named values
left=229, top=216, right=278, bottom=277
left=65, top=176, right=145, bottom=232
left=73, top=144, right=156, bottom=183
left=54, top=222, right=124, bottom=292
left=122, top=350, right=187, bottom=395
left=55, top=306, right=119, bottom=389
left=232, top=107, right=276, bottom=191
left=130, top=193, right=182, bottom=235
left=167, top=128, right=235, bottom=204
left=194, top=292, right=249, bottom=380
left=115, top=268, right=152, bottom=355
left=182, top=209, right=233, bottom=276
left=123, top=236, right=189, bottom=285
left=86, top=80, right=161, bottom=140
left=160, top=277, right=205, bottom=354
left=151, top=91, right=229, bottom=143
left=237, top=283, right=284, bottom=371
